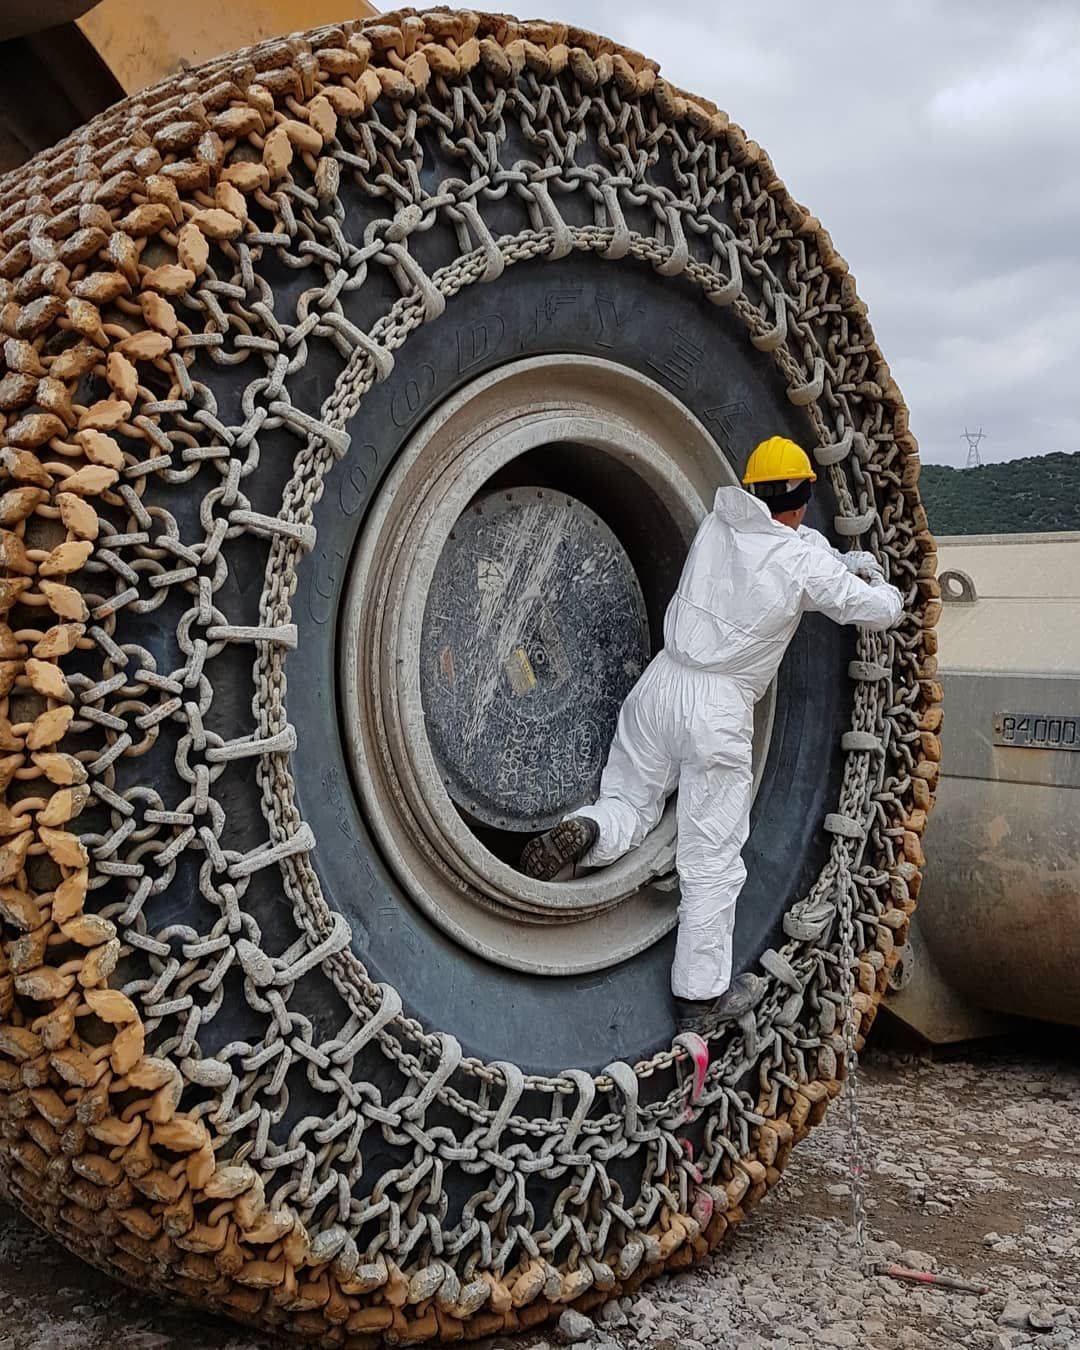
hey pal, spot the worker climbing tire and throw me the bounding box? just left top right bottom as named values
left=0, top=11, right=940, bottom=1345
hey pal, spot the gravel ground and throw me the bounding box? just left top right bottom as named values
left=0, top=1036, right=1076, bottom=1350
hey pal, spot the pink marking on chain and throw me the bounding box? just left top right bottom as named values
left=680, top=1139, right=703, bottom=1182
left=691, top=1187, right=714, bottom=1226
left=686, top=1033, right=709, bottom=1100
left=671, top=1031, right=710, bottom=1124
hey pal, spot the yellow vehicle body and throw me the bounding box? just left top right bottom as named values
left=78, top=0, right=378, bottom=94
left=0, top=0, right=378, bottom=170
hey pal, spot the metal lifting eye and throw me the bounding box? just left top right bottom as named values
left=939, top=569, right=977, bottom=604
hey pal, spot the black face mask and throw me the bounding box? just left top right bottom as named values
left=753, top=478, right=813, bottom=515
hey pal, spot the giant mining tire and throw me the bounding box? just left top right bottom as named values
left=0, top=11, right=941, bottom=1345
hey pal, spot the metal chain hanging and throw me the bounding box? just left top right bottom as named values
left=0, top=11, right=940, bottom=1344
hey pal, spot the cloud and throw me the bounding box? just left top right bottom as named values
left=536, top=0, right=1080, bottom=464
left=929, top=22, right=1078, bottom=133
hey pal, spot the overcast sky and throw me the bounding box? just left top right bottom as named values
left=536, top=0, right=1080, bottom=465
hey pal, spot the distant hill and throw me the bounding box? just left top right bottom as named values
left=918, top=450, right=1080, bottom=536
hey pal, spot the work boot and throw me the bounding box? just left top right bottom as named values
left=520, top=816, right=599, bottom=881
left=674, top=974, right=767, bottom=1036
left=709, top=972, right=767, bottom=1023
left=674, top=997, right=715, bottom=1036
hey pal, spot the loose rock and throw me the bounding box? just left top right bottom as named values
left=556, top=1310, right=596, bottom=1344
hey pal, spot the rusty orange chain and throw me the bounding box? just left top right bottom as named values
left=0, top=10, right=940, bottom=1343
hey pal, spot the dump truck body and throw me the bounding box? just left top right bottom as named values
left=888, top=532, right=1080, bottom=1039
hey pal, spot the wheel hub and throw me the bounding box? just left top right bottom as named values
left=421, top=488, right=650, bottom=831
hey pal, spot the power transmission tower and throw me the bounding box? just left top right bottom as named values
left=961, top=427, right=986, bottom=468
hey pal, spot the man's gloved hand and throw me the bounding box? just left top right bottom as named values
left=843, top=550, right=885, bottom=585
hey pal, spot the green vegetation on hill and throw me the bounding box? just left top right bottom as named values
left=918, top=451, right=1080, bottom=536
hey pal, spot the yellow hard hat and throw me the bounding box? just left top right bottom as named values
left=742, top=436, right=817, bottom=486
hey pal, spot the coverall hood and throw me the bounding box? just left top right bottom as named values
left=711, top=485, right=781, bottom=531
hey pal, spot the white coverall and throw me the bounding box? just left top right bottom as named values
left=574, top=487, right=903, bottom=1001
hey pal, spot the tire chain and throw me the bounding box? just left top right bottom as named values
left=0, top=10, right=941, bottom=1344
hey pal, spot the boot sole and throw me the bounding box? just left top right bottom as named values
left=520, top=820, right=594, bottom=881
